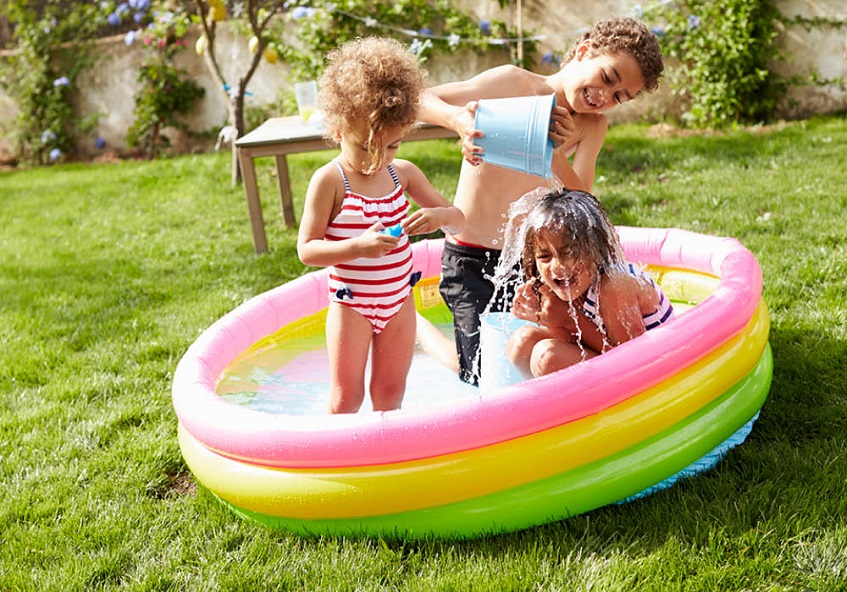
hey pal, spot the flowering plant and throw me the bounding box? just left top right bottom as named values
left=644, top=0, right=786, bottom=128
left=1, top=0, right=110, bottom=164
left=125, top=5, right=204, bottom=158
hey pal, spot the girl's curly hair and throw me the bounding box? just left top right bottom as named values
left=564, top=16, right=664, bottom=93
left=319, top=37, right=426, bottom=172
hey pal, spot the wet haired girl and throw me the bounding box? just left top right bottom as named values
left=506, top=189, right=673, bottom=378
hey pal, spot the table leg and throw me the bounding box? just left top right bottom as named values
left=237, top=148, right=268, bottom=253
left=274, top=154, right=297, bottom=228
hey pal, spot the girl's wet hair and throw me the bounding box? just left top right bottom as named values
left=521, top=189, right=624, bottom=292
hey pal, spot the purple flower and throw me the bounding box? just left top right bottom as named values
left=478, top=19, right=491, bottom=35
left=419, top=27, right=432, bottom=36
left=53, top=76, right=70, bottom=87
left=541, top=51, right=560, bottom=66
left=651, top=26, right=665, bottom=37
left=133, top=12, right=145, bottom=23
left=116, top=3, right=130, bottom=15
left=41, top=130, right=57, bottom=143
left=49, top=148, right=62, bottom=162
left=291, top=6, right=309, bottom=19
left=107, top=12, right=121, bottom=25
left=688, top=14, right=701, bottom=29
left=95, top=136, right=106, bottom=150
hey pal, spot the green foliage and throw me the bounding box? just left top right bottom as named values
left=127, top=62, right=206, bottom=158
left=646, top=0, right=786, bottom=128
left=126, top=5, right=205, bottom=159
left=0, top=0, right=108, bottom=164
left=264, top=0, right=533, bottom=84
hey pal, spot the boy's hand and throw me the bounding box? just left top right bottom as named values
left=357, top=223, right=400, bottom=257
left=457, top=101, right=484, bottom=165
left=548, top=105, right=575, bottom=150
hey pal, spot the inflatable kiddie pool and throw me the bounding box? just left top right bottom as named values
left=172, top=227, right=771, bottom=538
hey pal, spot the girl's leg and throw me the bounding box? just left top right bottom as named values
left=507, top=326, right=553, bottom=378
left=530, top=338, right=598, bottom=377
left=369, top=296, right=416, bottom=411
left=415, top=312, right=459, bottom=374
left=326, top=302, right=372, bottom=414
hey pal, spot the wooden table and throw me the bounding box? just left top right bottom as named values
left=236, top=116, right=457, bottom=253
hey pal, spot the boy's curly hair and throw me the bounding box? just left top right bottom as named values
left=564, top=16, right=664, bottom=93
left=319, top=37, right=426, bottom=172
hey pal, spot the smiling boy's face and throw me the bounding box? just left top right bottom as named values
left=562, top=42, right=646, bottom=113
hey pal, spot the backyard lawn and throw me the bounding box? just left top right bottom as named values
left=1, top=116, right=845, bottom=590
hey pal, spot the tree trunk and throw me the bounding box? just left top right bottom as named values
left=229, top=89, right=244, bottom=186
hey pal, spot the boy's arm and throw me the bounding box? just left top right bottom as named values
left=419, top=90, right=482, bottom=164
left=426, top=65, right=533, bottom=107
left=421, top=66, right=536, bottom=163
left=569, top=115, right=609, bottom=192
left=547, top=114, right=608, bottom=192
left=550, top=149, right=587, bottom=191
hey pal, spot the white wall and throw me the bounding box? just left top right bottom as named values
left=0, top=0, right=844, bottom=156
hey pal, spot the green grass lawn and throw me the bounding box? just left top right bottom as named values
left=1, top=116, right=846, bottom=591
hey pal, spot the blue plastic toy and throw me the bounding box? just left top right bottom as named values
left=382, top=223, right=403, bottom=237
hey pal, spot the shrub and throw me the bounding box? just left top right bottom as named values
left=647, top=0, right=786, bottom=128
left=125, top=7, right=204, bottom=159
left=0, top=0, right=108, bottom=164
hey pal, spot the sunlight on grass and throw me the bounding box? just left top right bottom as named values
left=1, top=117, right=846, bottom=590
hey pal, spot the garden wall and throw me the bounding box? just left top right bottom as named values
left=0, top=0, right=844, bottom=158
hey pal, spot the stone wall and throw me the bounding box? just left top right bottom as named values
left=0, top=0, right=844, bottom=156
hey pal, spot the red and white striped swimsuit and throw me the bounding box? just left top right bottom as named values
left=325, top=160, right=416, bottom=334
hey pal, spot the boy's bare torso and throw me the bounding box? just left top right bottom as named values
left=451, top=115, right=597, bottom=249
left=434, top=65, right=607, bottom=249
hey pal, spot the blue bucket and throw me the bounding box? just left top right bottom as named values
left=473, top=93, right=556, bottom=178
left=479, top=311, right=532, bottom=393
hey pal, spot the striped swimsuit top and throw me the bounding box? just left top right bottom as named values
left=582, top=263, right=674, bottom=333
left=325, top=160, right=415, bottom=334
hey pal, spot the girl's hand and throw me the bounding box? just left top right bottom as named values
left=512, top=282, right=544, bottom=324
left=356, top=223, right=401, bottom=258
left=548, top=105, right=574, bottom=150
left=513, top=283, right=579, bottom=334
left=401, top=207, right=464, bottom=236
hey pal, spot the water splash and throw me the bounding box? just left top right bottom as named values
left=479, top=184, right=628, bottom=378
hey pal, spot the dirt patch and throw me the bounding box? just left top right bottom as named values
left=148, top=470, right=197, bottom=499
left=168, top=471, right=197, bottom=497
left=0, top=149, right=18, bottom=171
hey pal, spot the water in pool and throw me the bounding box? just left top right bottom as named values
left=216, top=318, right=481, bottom=416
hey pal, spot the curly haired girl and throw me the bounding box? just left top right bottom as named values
left=297, top=37, right=464, bottom=413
